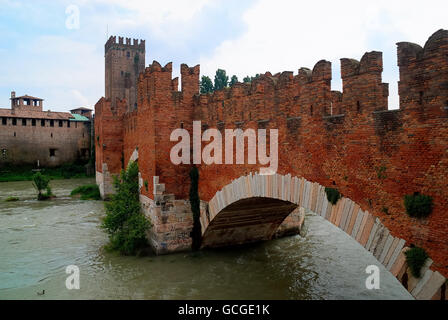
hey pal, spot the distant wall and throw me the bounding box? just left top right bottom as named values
left=0, top=118, right=91, bottom=168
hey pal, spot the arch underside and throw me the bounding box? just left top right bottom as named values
left=201, top=197, right=297, bottom=248
left=201, top=173, right=447, bottom=300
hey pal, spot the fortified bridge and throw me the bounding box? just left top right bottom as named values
left=95, top=30, right=448, bottom=299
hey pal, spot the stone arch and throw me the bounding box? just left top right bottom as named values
left=201, top=172, right=447, bottom=300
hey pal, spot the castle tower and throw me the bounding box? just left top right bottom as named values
left=105, top=36, right=146, bottom=110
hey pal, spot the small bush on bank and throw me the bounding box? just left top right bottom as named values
left=325, top=187, right=341, bottom=205
left=32, top=172, right=54, bottom=201
left=404, top=193, right=433, bottom=218
left=71, top=184, right=101, bottom=200
left=5, top=196, right=19, bottom=202
left=101, top=162, right=150, bottom=255
left=405, top=246, right=429, bottom=278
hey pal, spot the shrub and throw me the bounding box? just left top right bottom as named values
left=404, top=193, right=433, bottom=218
left=5, top=197, right=19, bottom=202
left=189, top=166, right=202, bottom=251
left=101, top=162, right=150, bottom=255
left=32, top=172, right=53, bottom=200
left=405, top=246, right=429, bottom=278
left=325, top=187, right=341, bottom=205
left=71, top=184, right=101, bottom=200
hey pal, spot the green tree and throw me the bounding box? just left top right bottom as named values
left=214, top=69, right=229, bottom=91
left=102, top=161, right=150, bottom=255
left=32, top=172, right=53, bottom=201
left=200, top=75, right=214, bottom=94
left=243, top=76, right=251, bottom=83
left=229, top=75, right=238, bottom=87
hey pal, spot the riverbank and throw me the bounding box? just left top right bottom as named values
left=0, top=164, right=94, bottom=182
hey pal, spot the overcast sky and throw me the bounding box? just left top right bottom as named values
left=0, top=0, right=447, bottom=112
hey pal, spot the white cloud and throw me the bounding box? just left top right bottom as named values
left=199, top=0, right=448, bottom=109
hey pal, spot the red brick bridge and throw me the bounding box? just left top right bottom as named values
left=95, top=30, right=448, bottom=299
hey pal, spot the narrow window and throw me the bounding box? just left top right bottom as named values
left=51, top=133, right=53, bottom=138
left=419, top=91, right=424, bottom=105
left=14, top=132, right=16, bottom=137
left=67, top=121, right=70, bottom=128
left=32, top=119, right=36, bottom=126
left=22, top=119, right=27, bottom=126
left=59, top=120, right=63, bottom=127
left=49, top=149, right=56, bottom=157
left=127, top=51, right=130, bottom=58
left=2, top=117, right=6, bottom=125
left=310, top=105, right=313, bottom=116
left=41, top=119, right=45, bottom=127
left=357, top=101, right=361, bottom=113
left=180, top=122, right=184, bottom=129
left=12, top=118, right=17, bottom=126
left=50, top=120, right=54, bottom=127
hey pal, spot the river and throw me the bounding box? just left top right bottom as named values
left=0, top=178, right=413, bottom=300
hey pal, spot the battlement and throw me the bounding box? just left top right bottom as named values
left=341, top=51, right=383, bottom=78
left=105, top=35, right=145, bottom=53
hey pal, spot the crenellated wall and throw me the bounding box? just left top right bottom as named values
left=95, top=30, right=448, bottom=282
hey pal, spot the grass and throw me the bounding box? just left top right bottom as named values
left=71, top=184, right=101, bottom=200
left=0, top=163, right=93, bottom=182
left=5, top=196, right=19, bottom=202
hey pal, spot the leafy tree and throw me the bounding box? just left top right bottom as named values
left=404, top=193, right=433, bottom=218
left=102, top=161, right=150, bottom=255
left=200, top=76, right=214, bottom=94
left=243, top=74, right=261, bottom=83
left=214, top=69, right=229, bottom=91
left=32, top=172, right=53, bottom=200
left=229, top=75, right=238, bottom=87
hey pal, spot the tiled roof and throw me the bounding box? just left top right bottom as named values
left=0, top=108, right=73, bottom=120
left=11, top=95, right=43, bottom=101
left=70, top=107, right=92, bottom=111
left=69, top=113, right=90, bottom=121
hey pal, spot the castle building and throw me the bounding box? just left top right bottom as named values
left=0, top=91, right=92, bottom=167
left=105, top=36, right=146, bottom=111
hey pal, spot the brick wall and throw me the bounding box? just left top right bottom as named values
left=95, top=29, right=448, bottom=276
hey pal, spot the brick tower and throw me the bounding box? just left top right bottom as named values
left=105, top=36, right=145, bottom=110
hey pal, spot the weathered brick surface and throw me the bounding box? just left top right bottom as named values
left=95, top=30, right=448, bottom=277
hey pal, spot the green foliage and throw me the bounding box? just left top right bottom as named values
left=189, top=166, right=202, bottom=251
left=404, top=193, right=433, bottom=218
left=382, top=207, right=389, bottom=215
left=405, top=246, right=429, bottom=278
left=101, top=162, right=150, bottom=255
left=5, top=196, right=19, bottom=202
left=0, top=163, right=92, bottom=182
left=214, top=69, right=229, bottom=91
left=243, top=74, right=261, bottom=83
left=71, top=184, right=101, bottom=200
left=229, top=75, right=238, bottom=87
left=144, top=180, right=149, bottom=192
left=376, top=166, right=387, bottom=179
left=325, top=187, right=341, bottom=205
left=200, top=76, right=214, bottom=94
left=32, top=172, right=53, bottom=200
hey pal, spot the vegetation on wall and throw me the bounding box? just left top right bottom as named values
left=71, top=184, right=101, bottom=200
left=405, top=246, right=429, bottom=278
left=101, top=162, right=150, bottom=255
left=32, top=172, right=54, bottom=201
left=404, top=193, right=433, bottom=218
left=199, top=69, right=240, bottom=94
left=189, top=166, right=202, bottom=251
left=325, top=187, right=341, bottom=205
